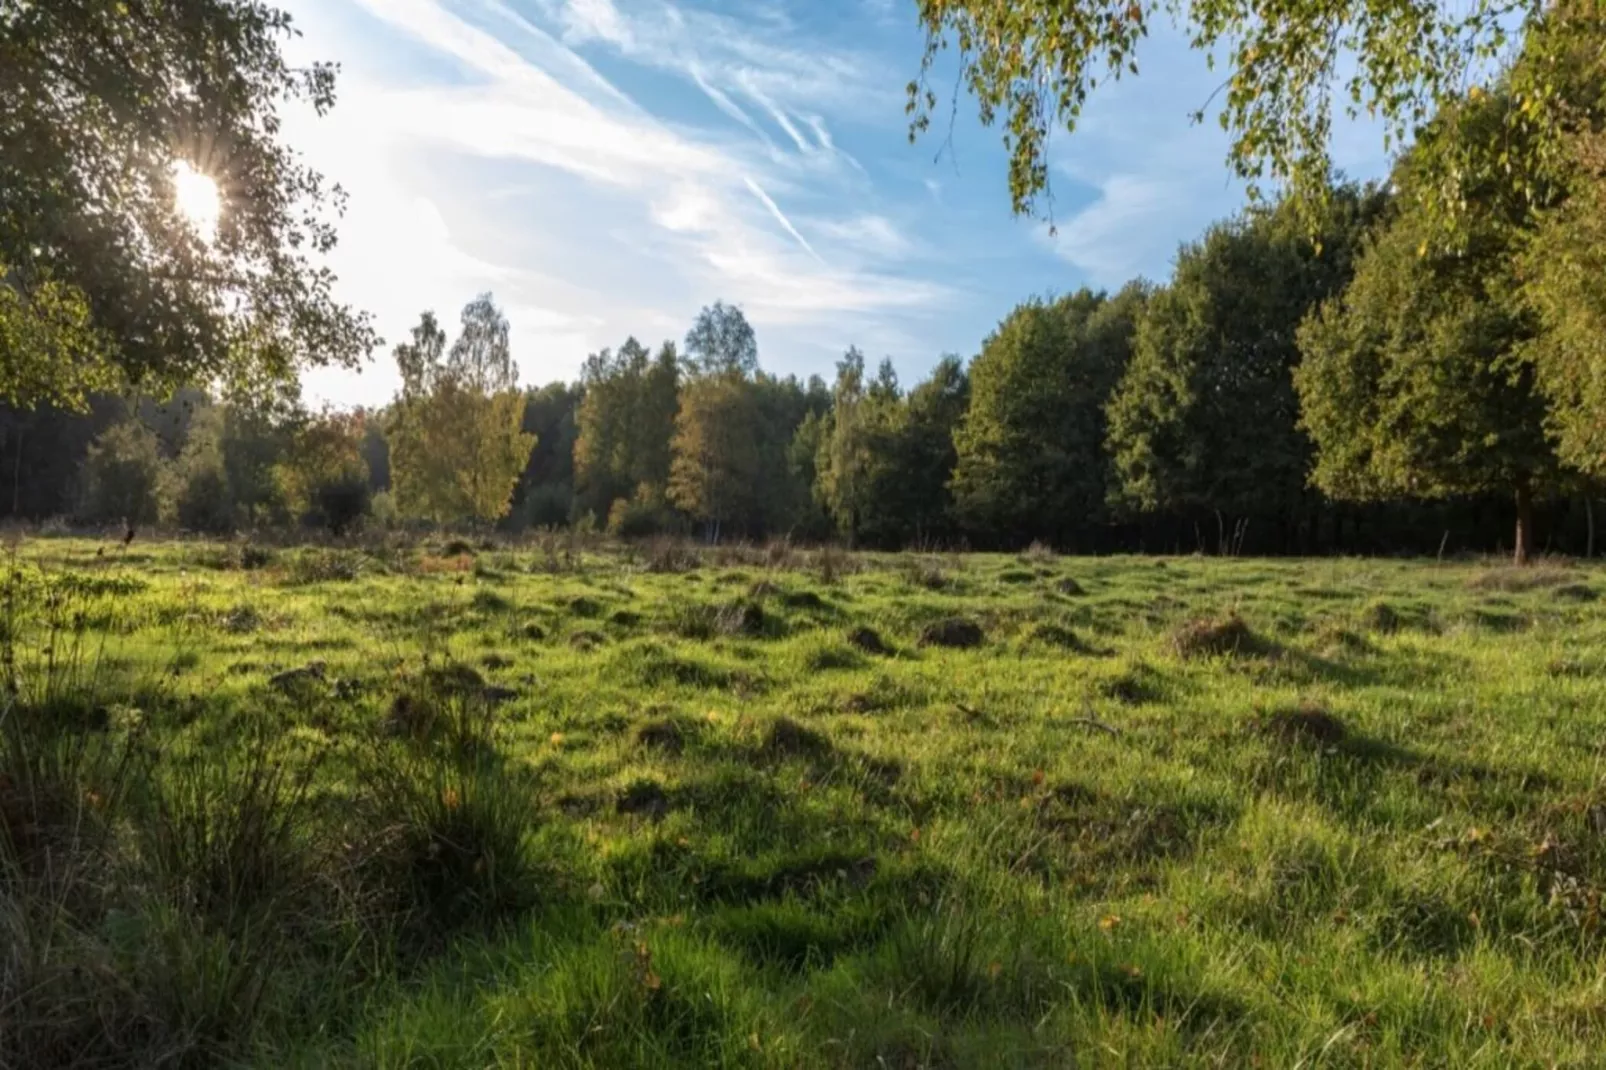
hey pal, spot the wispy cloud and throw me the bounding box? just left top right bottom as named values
left=743, top=176, right=823, bottom=262
left=532, top=0, right=877, bottom=173
left=811, top=213, right=913, bottom=261
left=284, top=0, right=940, bottom=394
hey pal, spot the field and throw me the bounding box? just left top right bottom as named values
left=4, top=537, right=1606, bottom=1067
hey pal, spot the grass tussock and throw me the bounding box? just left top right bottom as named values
left=1254, top=704, right=1348, bottom=747
left=846, top=625, right=891, bottom=656
left=1170, top=613, right=1261, bottom=659
left=918, top=617, right=984, bottom=649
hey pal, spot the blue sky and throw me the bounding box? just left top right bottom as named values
left=279, top=0, right=1392, bottom=408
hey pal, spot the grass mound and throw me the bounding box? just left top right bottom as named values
left=616, top=778, right=671, bottom=819
left=1026, top=622, right=1091, bottom=652
left=716, top=599, right=772, bottom=638
left=918, top=618, right=984, bottom=649
left=1311, top=621, right=1377, bottom=656
left=763, top=717, right=833, bottom=761
left=1100, top=662, right=1163, bottom=705
left=1171, top=614, right=1260, bottom=659
left=1359, top=600, right=1404, bottom=633
left=566, top=596, right=603, bottom=618
left=1255, top=705, right=1348, bottom=746
left=846, top=626, right=891, bottom=656
left=1055, top=576, right=1086, bottom=597
left=359, top=751, right=541, bottom=935
left=779, top=589, right=829, bottom=611
left=636, top=717, right=692, bottom=754
left=803, top=641, right=866, bottom=672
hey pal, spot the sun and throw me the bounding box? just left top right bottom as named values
left=172, top=161, right=222, bottom=241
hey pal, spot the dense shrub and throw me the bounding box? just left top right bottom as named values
left=77, top=419, right=165, bottom=525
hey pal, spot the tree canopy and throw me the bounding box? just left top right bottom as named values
left=387, top=296, right=534, bottom=525
left=0, top=0, right=375, bottom=408
left=908, top=0, right=1548, bottom=222
left=953, top=287, right=1144, bottom=546
left=1106, top=186, right=1382, bottom=546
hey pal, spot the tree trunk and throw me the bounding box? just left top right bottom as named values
left=10, top=424, right=24, bottom=519
left=1586, top=495, right=1596, bottom=560
left=1514, top=483, right=1534, bottom=566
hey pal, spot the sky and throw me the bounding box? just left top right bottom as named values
left=277, top=0, right=1394, bottom=408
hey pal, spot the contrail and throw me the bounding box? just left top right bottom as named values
left=743, top=176, right=823, bottom=263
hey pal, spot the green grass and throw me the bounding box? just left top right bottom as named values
left=5, top=537, right=1606, bottom=1066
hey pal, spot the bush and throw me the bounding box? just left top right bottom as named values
left=77, top=419, right=165, bottom=526
left=516, top=483, right=573, bottom=530
left=172, top=460, right=236, bottom=534
left=369, top=489, right=400, bottom=530
left=608, top=483, right=676, bottom=538
left=168, top=407, right=238, bottom=534
left=309, top=471, right=371, bottom=536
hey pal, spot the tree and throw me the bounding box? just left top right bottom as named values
left=1522, top=134, right=1606, bottom=477
left=749, top=373, right=821, bottom=538
left=1296, top=172, right=1558, bottom=564
left=786, top=410, right=834, bottom=540
left=276, top=410, right=371, bottom=534
left=0, top=267, right=111, bottom=409
left=0, top=394, right=126, bottom=519
left=511, top=381, right=583, bottom=528
left=0, top=0, right=376, bottom=407
left=815, top=348, right=871, bottom=542
left=669, top=375, right=762, bottom=539
left=360, top=408, right=391, bottom=493
left=953, top=286, right=1144, bottom=546
left=387, top=296, right=535, bottom=525
left=79, top=418, right=165, bottom=526
left=1513, top=13, right=1606, bottom=479
left=876, top=356, right=970, bottom=546
left=908, top=0, right=1543, bottom=223
left=166, top=403, right=235, bottom=533
left=219, top=400, right=295, bottom=526
left=684, top=302, right=758, bottom=378
left=572, top=339, right=679, bottom=520
left=1106, top=190, right=1378, bottom=550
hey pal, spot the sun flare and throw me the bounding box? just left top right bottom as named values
left=172, top=160, right=221, bottom=241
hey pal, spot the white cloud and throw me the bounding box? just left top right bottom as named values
left=811, top=214, right=913, bottom=260
left=558, top=0, right=634, bottom=46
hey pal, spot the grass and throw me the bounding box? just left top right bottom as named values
left=3, top=538, right=1606, bottom=1066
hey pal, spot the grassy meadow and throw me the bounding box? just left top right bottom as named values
left=4, top=535, right=1606, bottom=1067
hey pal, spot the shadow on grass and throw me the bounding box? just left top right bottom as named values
left=1255, top=718, right=1558, bottom=824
